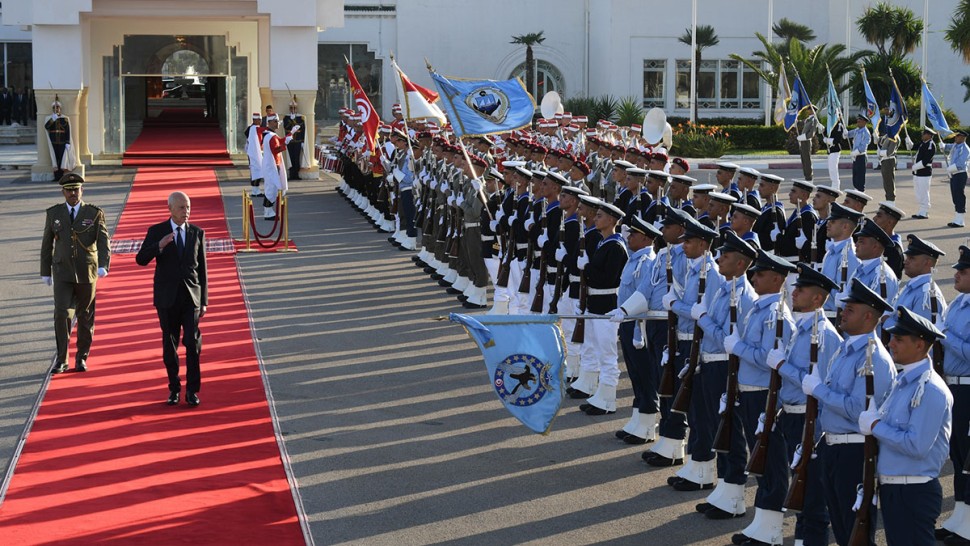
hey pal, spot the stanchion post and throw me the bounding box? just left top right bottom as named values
left=239, top=190, right=257, bottom=253
left=277, top=194, right=297, bottom=252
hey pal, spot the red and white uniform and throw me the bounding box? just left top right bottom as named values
left=261, top=129, right=288, bottom=203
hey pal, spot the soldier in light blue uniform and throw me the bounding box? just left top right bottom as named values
left=838, top=219, right=899, bottom=321
left=663, top=218, right=721, bottom=486
left=819, top=203, right=862, bottom=320
left=609, top=216, right=660, bottom=444
left=847, top=114, right=872, bottom=192
left=615, top=208, right=690, bottom=463
left=691, top=233, right=758, bottom=519
left=947, top=129, right=970, bottom=227
left=883, top=234, right=946, bottom=333
left=859, top=307, right=951, bottom=546
left=938, top=245, right=970, bottom=545
left=770, top=264, right=842, bottom=546
left=722, top=251, right=796, bottom=545
left=802, top=279, right=896, bottom=546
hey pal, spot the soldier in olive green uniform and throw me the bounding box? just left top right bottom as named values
left=40, top=174, right=111, bottom=373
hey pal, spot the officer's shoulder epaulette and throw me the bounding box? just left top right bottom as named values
left=46, top=204, right=63, bottom=213
left=81, top=203, right=104, bottom=213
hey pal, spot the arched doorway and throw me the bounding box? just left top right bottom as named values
left=510, top=60, right=565, bottom=101
left=104, top=34, right=248, bottom=155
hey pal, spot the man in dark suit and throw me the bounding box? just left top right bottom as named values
left=13, top=87, right=29, bottom=125
left=136, top=191, right=208, bottom=406
left=0, top=86, right=11, bottom=125
left=40, top=174, right=111, bottom=373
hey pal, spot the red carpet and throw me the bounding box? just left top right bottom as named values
left=123, top=115, right=233, bottom=167
left=0, top=168, right=305, bottom=544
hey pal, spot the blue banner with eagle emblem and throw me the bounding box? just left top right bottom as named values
left=429, top=72, right=536, bottom=137
left=449, top=313, right=566, bottom=434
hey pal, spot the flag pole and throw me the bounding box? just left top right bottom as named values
left=920, top=0, right=929, bottom=129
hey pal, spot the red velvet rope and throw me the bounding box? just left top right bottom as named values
left=248, top=200, right=284, bottom=248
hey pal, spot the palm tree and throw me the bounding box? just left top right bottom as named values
left=678, top=25, right=719, bottom=121
left=856, top=2, right=923, bottom=57
left=730, top=34, right=871, bottom=100
left=510, top=31, right=546, bottom=100
left=946, top=0, right=970, bottom=63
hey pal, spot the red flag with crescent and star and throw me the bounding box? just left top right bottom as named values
left=346, top=62, right=380, bottom=155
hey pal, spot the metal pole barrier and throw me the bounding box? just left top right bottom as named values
left=239, top=190, right=257, bottom=253
left=277, top=194, right=297, bottom=252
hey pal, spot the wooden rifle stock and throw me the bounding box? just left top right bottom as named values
left=713, top=279, right=740, bottom=453
left=448, top=200, right=462, bottom=259
left=848, top=339, right=878, bottom=546
left=746, top=290, right=787, bottom=477
left=518, top=198, right=540, bottom=294
left=672, top=253, right=709, bottom=414
left=784, top=309, right=821, bottom=512
left=658, top=249, right=678, bottom=398
left=571, top=226, right=589, bottom=344
left=530, top=207, right=549, bottom=313
left=548, top=215, right=567, bottom=314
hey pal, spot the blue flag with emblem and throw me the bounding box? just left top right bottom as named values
left=861, top=68, right=881, bottom=138
left=429, top=71, right=536, bottom=137
left=783, top=75, right=812, bottom=131
left=922, top=80, right=952, bottom=138
left=885, top=74, right=908, bottom=140
left=449, top=313, right=565, bottom=434
left=825, top=70, right=842, bottom=137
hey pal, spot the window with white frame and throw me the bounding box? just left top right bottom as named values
left=675, top=59, right=763, bottom=111
left=642, top=59, right=665, bottom=108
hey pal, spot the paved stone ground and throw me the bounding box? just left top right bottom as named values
left=1, top=164, right=967, bottom=545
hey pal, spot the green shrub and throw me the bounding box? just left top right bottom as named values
left=672, top=121, right=733, bottom=157
left=721, top=125, right=790, bottom=150
left=616, top=97, right=645, bottom=127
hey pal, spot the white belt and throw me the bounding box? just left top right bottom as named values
left=825, top=433, right=865, bottom=445
left=464, top=222, right=479, bottom=228
left=781, top=256, right=799, bottom=263
left=824, top=311, right=837, bottom=319
left=677, top=332, right=694, bottom=341
left=947, top=376, right=970, bottom=386
left=738, top=384, right=767, bottom=393
left=879, top=475, right=932, bottom=485
left=516, top=243, right=528, bottom=250
left=587, top=288, right=618, bottom=296
left=954, top=170, right=968, bottom=175
left=644, top=310, right=668, bottom=319
left=569, top=275, right=582, bottom=283
left=701, top=353, right=729, bottom=362
left=481, top=235, right=495, bottom=241
left=546, top=266, right=558, bottom=273
left=783, top=404, right=807, bottom=414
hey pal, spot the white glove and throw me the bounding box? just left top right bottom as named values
left=661, top=291, right=677, bottom=311
left=660, top=348, right=670, bottom=367
left=537, top=232, right=549, bottom=248
left=447, top=195, right=456, bottom=206
left=718, top=392, right=728, bottom=414
left=633, top=336, right=646, bottom=349
left=850, top=150, right=860, bottom=159
left=392, top=167, right=406, bottom=181
left=690, top=302, right=708, bottom=321
left=802, top=373, right=822, bottom=396
left=723, top=332, right=741, bottom=355
left=97, top=267, right=108, bottom=278
left=795, top=233, right=808, bottom=249
left=607, top=308, right=626, bottom=323
left=620, top=224, right=630, bottom=238
left=878, top=149, right=887, bottom=159
left=290, top=124, right=301, bottom=133
left=796, top=134, right=808, bottom=142
left=653, top=220, right=663, bottom=231
left=285, top=136, right=293, bottom=145
left=576, top=253, right=589, bottom=270
left=858, top=409, right=879, bottom=435
left=948, top=164, right=959, bottom=175
left=456, top=194, right=464, bottom=206
left=495, top=209, right=505, bottom=222
left=41, top=276, right=52, bottom=286
left=554, top=244, right=567, bottom=262
left=508, top=213, right=517, bottom=225
left=769, top=227, right=781, bottom=242
left=430, top=179, right=439, bottom=190
left=823, top=137, right=834, bottom=146
left=767, top=347, right=786, bottom=370
left=678, top=362, right=692, bottom=379
left=489, top=220, right=498, bottom=232
left=470, top=178, right=482, bottom=192
left=905, top=135, right=914, bottom=150
left=912, top=161, right=924, bottom=171
left=524, top=218, right=535, bottom=231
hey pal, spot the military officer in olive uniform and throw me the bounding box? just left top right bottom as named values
left=282, top=97, right=307, bottom=181
left=40, top=174, right=111, bottom=373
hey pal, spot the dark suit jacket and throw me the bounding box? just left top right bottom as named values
left=135, top=220, right=208, bottom=309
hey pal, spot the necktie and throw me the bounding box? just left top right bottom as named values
left=69, top=206, right=76, bottom=224
left=176, top=226, right=184, bottom=256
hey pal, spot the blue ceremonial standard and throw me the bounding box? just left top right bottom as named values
left=450, top=313, right=566, bottom=434
left=783, top=76, right=812, bottom=132
left=884, top=75, right=909, bottom=140
left=922, top=80, right=952, bottom=138
left=429, top=72, right=536, bottom=137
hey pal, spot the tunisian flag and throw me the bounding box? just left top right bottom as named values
left=346, top=62, right=380, bottom=154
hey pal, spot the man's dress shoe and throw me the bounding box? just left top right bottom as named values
left=186, top=392, right=200, bottom=406
left=167, top=392, right=180, bottom=406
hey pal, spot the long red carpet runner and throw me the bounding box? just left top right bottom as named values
left=0, top=168, right=305, bottom=544
left=123, top=108, right=233, bottom=167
